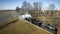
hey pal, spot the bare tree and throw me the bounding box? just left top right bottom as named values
left=48, top=4, right=55, bottom=10
left=21, top=1, right=27, bottom=10
left=21, top=1, right=33, bottom=14
left=33, top=2, right=42, bottom=17
left=27, top=3, right=33, bottom=10
left=33, top=2, right=42, bottom=12
left=16, top=6, right=20, bottom=12
left=48, top=4, right=56, bottom=17
left=21, top=1, right=28, bottom=14
left=33, top=2, right=38, bottom=10
left=21, top=1, right=33, bottom=10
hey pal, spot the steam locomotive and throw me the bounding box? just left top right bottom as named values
left=25, top=17, right=57, bottom=34
left=19, top=13, right=57, bottom=34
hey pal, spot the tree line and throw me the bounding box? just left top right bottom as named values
left=16, top=1, right=56, bottom=12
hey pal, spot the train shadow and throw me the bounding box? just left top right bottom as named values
left=0, top=20, right=18, bottom=30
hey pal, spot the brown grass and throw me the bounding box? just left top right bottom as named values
left=0, top=20, right=53, bottom=34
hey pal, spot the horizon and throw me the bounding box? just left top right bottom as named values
left=0, top=0, right=60, bottom=10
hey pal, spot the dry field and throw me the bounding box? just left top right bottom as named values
left=0, top=10, right=19, bottom=27
left=0, top=10, right=53, bottom=34
left=0, top=10, right=60, bottom=34
left=0, top=20, right=53, bottom=34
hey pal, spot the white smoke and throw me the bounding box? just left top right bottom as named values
left=19, top=13, right=32, bottom=19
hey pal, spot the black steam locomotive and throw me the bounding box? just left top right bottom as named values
left=25, top=18, right=58, bottom=34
